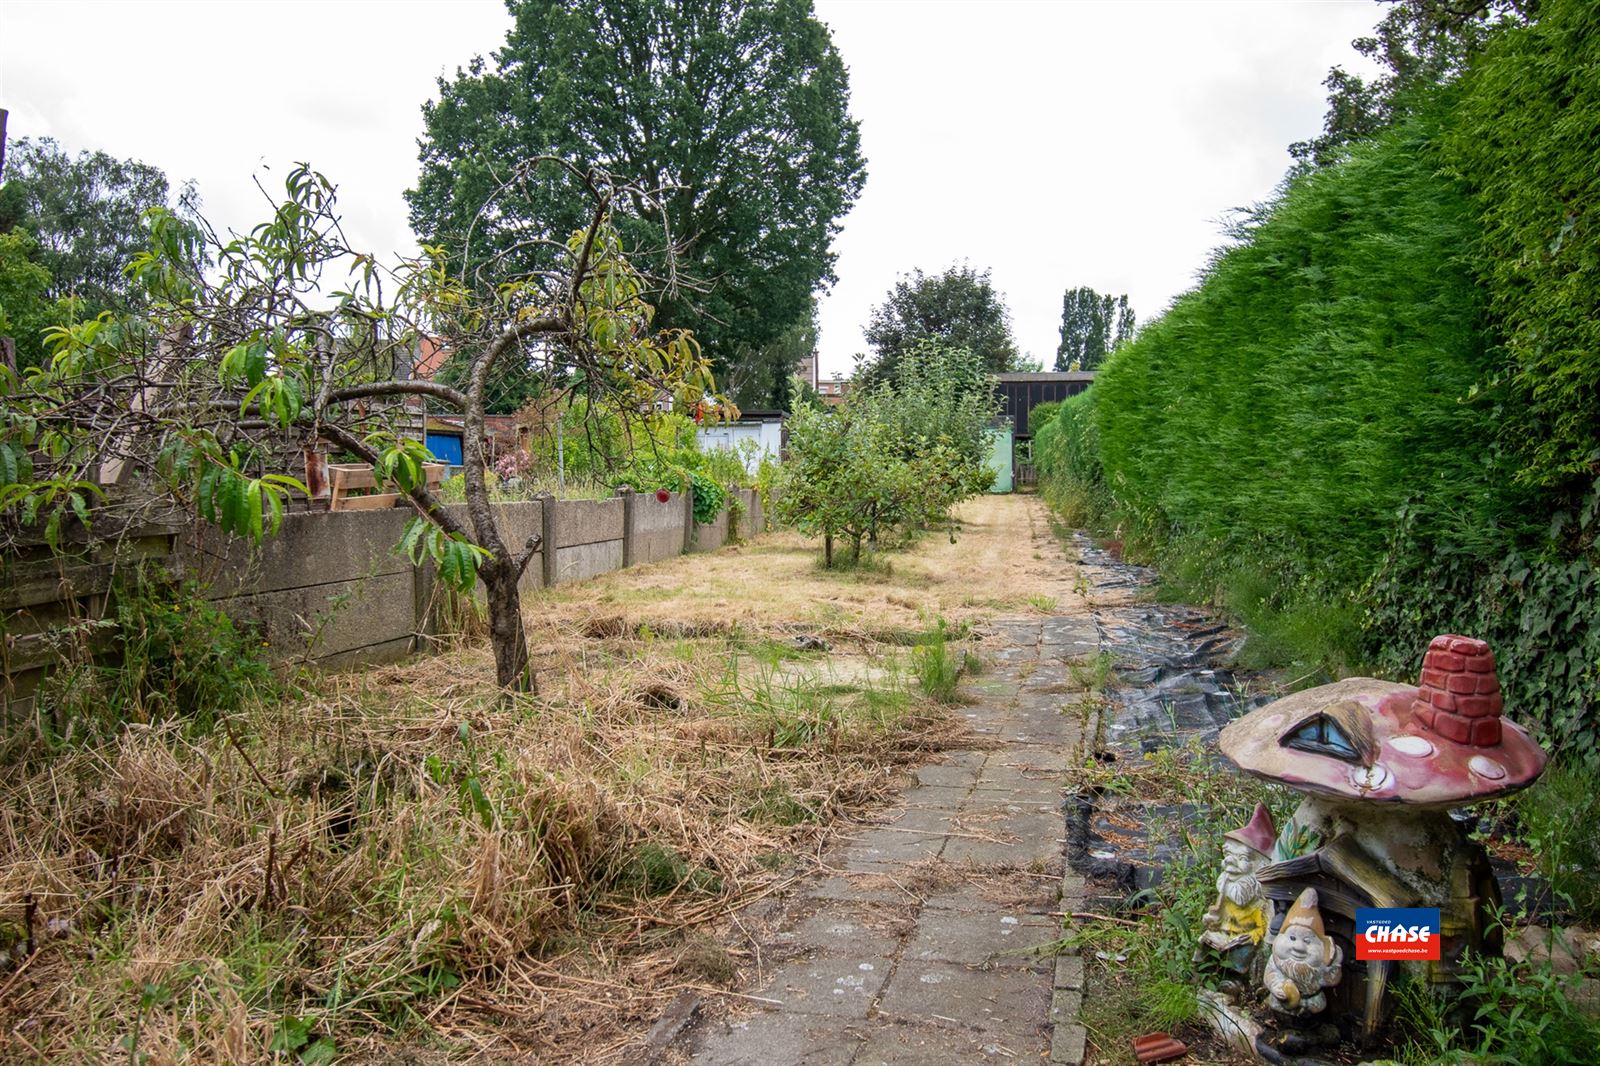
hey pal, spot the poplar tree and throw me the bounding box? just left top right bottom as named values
left=1055, top=288, right=1134, bottom=371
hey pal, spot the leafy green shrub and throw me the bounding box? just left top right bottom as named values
left=1395, top=947, right=1600, bottom=1065
left=1027, top=399, right=1062, bottom=433
left=38, top=571, right=274, bottom=740
left=1513, top=760, right=1600, bottom=921
left=1365, top=480, right=1599, bottom=761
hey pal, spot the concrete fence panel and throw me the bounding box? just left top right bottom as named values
left=738, top=489, right=763, bottom=538
left=630, top=490, right=690, bottom=565
left=6, top=483, right=770, bottom=715
left=186, top=509, right=419, bottom=668
left=551, top=496, right=624, bottom=585
left=692, top=509, right=729, bottom=553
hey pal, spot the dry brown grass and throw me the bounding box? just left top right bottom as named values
left=546, top=496, right=1090, bottom=643
left=0, top=510, right=1036, bottom=1063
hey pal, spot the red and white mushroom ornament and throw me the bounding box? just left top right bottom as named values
left=1219, top=635, right=1546, bottom=807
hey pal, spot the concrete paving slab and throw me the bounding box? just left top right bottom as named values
left=838, top=827, right=946, bottom=866
left=989, top=748, right=1073, bottom=773
left=688, top=1010, right=863, bottom=1066
left=782, top=904, right=906, bottom=959
left=919, top=878, right=1062, bottom=916
left=940, top=822, right=1063, bottom=866
left=971, top=770, right=1065, bottom=797
left=807, top=874, right=914, bottom=904
left=900, top=908, right=1059, bottom=969
left=877, top=961, right=1053, bottom=1040
left=879, top=804, right=963, bottom=835
left=851, top=1020, right=1044, bottom=1065
left=958, top=795, right=1064, bottom=819
left=748, top=956, right=891, bottom=1017
left=913, top=762, right=982, bottom=789
left=1040, top=619, right=1099, bottom=646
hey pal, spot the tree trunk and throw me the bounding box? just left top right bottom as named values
left=824, top=532, right=833, bottom=568
left=482, top=562, right=534, bottom=692
left=461, top=340, right=532, bottom=694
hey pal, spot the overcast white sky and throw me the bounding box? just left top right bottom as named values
left=1, top=0, right=1383, bottom=377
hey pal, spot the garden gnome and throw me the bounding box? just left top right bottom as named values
left=1200, top=802, right=1276, bottom=975
left=1263, top=887, right=1342, bottom=1016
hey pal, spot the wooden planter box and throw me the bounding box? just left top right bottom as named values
left=328, top=463, right=446, bottom=512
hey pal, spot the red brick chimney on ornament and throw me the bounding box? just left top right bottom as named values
left=1411, top=635, right=1503, bottom=747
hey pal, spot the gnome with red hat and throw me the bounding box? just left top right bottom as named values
left=1198, top=802, right=1277, bottom=983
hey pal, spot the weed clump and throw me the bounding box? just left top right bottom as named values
left=27, top=571, right=275, bottom=754
left=911, top=618, right=971, bottom=704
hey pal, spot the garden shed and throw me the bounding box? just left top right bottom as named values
left=696, top=409, right=786, bottom=474
left=993, top=371, right=1095, bottom=488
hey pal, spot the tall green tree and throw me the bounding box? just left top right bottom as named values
left=859, top=264, right=1020, bottom=382
left=725, top=296, right=819, bottom=411
left=0, top=137, right=196, bottom=319
left=408, top=0, right=866, bottom=391
left=0, top=230, right=74, bottom=370
left=1055, top=287, right=1134, bottom=371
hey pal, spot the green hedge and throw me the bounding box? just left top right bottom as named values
left=1094, top=105, right=1499, bottom=588
left=1445, top=0, right=1600, bottom=490
left=1039, top=11, right=1600, bottom=762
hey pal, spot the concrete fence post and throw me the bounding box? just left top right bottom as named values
left=682, top=485, right=695, bottom=554
left=619, top=487, right=636, bottom=569
left=540, top=492, right=558, bottom=588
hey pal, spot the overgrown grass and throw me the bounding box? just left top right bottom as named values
left=1068, top=650, right=1118, bottom=694
left=0, top=610, right=962, bottom=1060
left=1053, top=743, right=1282, bottom=1053
left=1512, top=761, right=1600, bottom=923
left=1391, top=934, right=1600, bottom=1065
left=21, top=572, right=277, bottom=758
left=910, top=618, right=976, bottom=703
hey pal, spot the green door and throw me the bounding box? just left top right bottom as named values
left=985, top=427, right=1013, bottom=493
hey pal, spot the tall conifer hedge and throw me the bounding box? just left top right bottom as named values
left=1038, top=1, right=1600, bottom=760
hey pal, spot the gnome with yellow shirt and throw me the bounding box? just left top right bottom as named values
left=1197, top=802, right=1276, bottom=988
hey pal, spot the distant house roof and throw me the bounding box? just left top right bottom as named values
left=734, top=409, right=787, bottom=422
left=424, top=413, right=519, bottom=446
left=411, top=336, right=450, bottom=380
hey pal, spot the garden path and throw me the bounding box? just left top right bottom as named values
left=665, top=495, right=1114, bottom=1065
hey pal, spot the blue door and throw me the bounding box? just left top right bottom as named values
left=425, top=431, right=463, bottom=467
